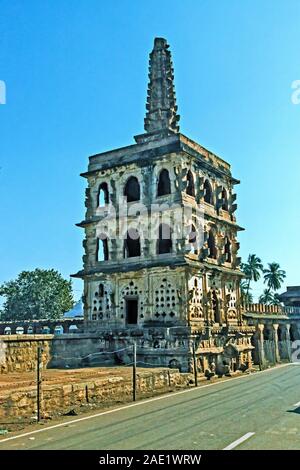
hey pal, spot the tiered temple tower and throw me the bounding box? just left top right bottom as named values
left=73, top=38, right=254, bottom=373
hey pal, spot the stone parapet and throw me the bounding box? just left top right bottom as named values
left=245, top=304, right=300, bottom=316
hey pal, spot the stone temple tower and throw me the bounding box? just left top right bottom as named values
left=73, top=38, right=254, bottom=373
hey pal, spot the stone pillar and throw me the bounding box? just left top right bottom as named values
left=272, top=324, right=280, bottom=363
left=283, top=324, right=291, bottom=361
left=257, top=324, right=266, bottom=368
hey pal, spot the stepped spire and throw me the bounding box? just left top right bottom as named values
left=144, top=38, right=180, bottom=135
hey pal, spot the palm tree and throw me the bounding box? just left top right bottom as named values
left=258, top=289, right=282, bottom=306
left=241, top=254, right=264, bottom=296
left=259, top=289, right=273, bottom=304
left=263, top=262, right=286, bottom=291
left=240, top=280, right=253, bottom=306
left=270, top=292, right=282, bottom=306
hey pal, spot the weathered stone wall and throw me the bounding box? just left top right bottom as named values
left=0, top=334, right=111, bottom=374
left=0, top=335, right=52, bottom=374
left=49, top=333, right=116, bottom=369
left=0, top=368, right=187, bottom=419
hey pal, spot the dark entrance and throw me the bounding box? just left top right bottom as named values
left=126, top=298, right=138, bottom=325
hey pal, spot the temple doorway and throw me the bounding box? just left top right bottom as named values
left=126, top=298, right=138, bottom=325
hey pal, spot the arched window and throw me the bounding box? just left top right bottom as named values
left=158, top=223, right=172, bottom=254
left=124, top=228, right=141, bottom=258
left=97, top=182, right=109, bottom=207
left=186, top=170, right=195, bottom=197
left=99, top=283, right=104, bottom=297
left=157, top=169, right=171, bottom=196
left=124, top=176, right=140, bottom=202
left=224, top=236, right=231, bottom=263
left=221, top=187, right=228, bottom=211
left=208, top=231, right=217, bottom=259
left=96, top=236, right=109, bottom=261
left=204, top=180, right=213, bottom=205
left=188, top=224, right=198, bottom=254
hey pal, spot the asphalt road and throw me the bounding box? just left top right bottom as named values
left=1, top=364, right=300, bottom=450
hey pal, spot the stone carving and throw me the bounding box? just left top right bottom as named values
left=144, top=38, right=180, bottom=134
left=189, top=277, right=204, bottom=321
left=91, top=281, right=112, bottom=321
left=153, top=277, right=179, bottom=321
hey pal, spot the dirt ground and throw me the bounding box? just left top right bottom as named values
left=0, top=366, right=154, bottom=393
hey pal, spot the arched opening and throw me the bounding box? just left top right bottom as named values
left=221, top=187, right=228, bottom=211
left=204, top=180, right=213, bottom=205
left=188, top=224, right=198, bottom=254
left=69, top=324, right=78, bottom=334
left=290, top=324, right=299, bottom=342
left=157, top=169, right=171, bottom=196
left=168, top=359, right=181, bottom=371
left=54, top=325, right=64, bottom=335
left=27, top=326, right=34, bottom=334
left=99, top=283, right=104, bottom=297
left=186, top=170, right=195, bottom=197
left=224, top=236, right=232, bottom=263
left=124, top=228, right=141, bottom=258
left=124, top=176, right=140, bottom=202
left=42, top=326, right=50, bottom=334
left=263, top=327, right=272, bottom=341
left=208, top=231, right=217, bottom=259
left=97, top=182, right=109, bottom=207
left=16, top=326, right=24, bottom=335
left=4, top=327, right=11, bottom=335
left=158, top=223, right=172, bottom=254
left=96, top=236, right=109, bottom=261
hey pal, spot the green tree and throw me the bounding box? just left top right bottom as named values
left=240, top=280, right=254, bottom=306
left=0, top=269, right=74, bottom=321
left=259, top=289, right=282, bottom=306
left=270, top=292, right=282, bottom=306
left=259, top=289, right=274, bottom=304
left=263, top=262, right=286, bottom=291
left=241, top=254, right=264, bottom=296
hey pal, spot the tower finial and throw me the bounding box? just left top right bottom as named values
left=144, top=37, right=180, bottom=134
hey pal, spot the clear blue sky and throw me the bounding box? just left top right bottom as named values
left=0, top=0, right=299, bottom=301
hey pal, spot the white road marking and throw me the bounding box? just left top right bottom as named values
left=293, top=401, right=300, bottom=407
left=0, top=363, right=291, bottom=445
left=223, top=432, right=255, bottom=450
